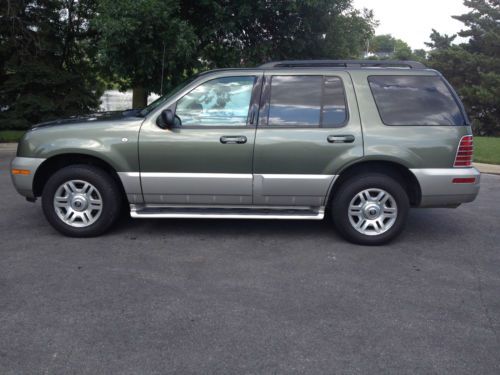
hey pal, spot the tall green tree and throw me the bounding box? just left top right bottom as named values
left=368, top=34, right=413, bottom=60
left=94, top=0, right=198, bottom=108
left=426, top=0, right=500, bottom=135
left=0, top=0, right=102, bottom=129
left=95, top=0, right=377, bottom=108
left=425, top=29, right=456, bottom=49
left=180, top=0, right=376, bottom=67
left=370, top=34, right=397, bottom=54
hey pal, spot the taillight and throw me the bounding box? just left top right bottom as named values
left=454, top=135, right=474, bottom=167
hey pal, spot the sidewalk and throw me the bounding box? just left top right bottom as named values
left=474, top=162, right=500, bottom=175
left=0, top=143, right=17, bottom=151
left=1, top=142, right=499, bottom=175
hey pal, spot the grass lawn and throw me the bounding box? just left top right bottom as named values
left=474, top=136, right=500, bottom=165
left=0, top=130, right=25, bottom=143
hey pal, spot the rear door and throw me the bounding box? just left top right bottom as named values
left=253, top=70, right=363, bottom=206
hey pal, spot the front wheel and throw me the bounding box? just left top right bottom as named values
left=331, top=173, right=409, bottom=245
left=42, top=165, right=122, bottom=237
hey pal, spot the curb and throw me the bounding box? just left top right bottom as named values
left=0, top=143, right=18, bottom=151
left=474, top=162, right=500, bottom=176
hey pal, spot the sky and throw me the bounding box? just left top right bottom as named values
left=352, top=0, right=470, bottom=50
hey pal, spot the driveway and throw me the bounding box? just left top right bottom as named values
left=0, top=147, right=499, bottom=374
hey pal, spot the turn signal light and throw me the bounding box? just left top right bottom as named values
left=454, top=135, right=474, bottom=167
left=11, top=169, right=31, bottom=175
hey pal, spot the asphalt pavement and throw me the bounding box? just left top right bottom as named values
left=0, top=147, right=499, bottom=374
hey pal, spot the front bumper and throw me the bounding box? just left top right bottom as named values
left=10, top=157, right=46, bottom=199
left=410, top=168, right=481, bottom=207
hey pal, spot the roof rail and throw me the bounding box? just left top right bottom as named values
left=259, top=60, right=426, bottom=69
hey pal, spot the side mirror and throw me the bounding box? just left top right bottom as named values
left=159, top=109, right=176, bottom=129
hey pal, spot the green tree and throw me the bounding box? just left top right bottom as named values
left=370, top=34, right=396, bottom=54
left=412, top=49, right=427, bottom=60
left=426, top=0, right=500, bottom=135
left=95, top=0, right=377, bottom=107
left=94, top=0, right=197, bottom=108
left=368, top=34, right=416, bottom=60
left=393, top=39, right=413, bottom=60
left=179, top=0, right=376, bottom=67
left=425, top=29, right=457, bottom=49
left=0, top=0, right=103, bottom=129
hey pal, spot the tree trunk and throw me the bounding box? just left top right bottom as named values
left=132, top=86, right=148, bottom=108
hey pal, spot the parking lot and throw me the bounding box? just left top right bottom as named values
left=1, top=146, right=499, bottom=374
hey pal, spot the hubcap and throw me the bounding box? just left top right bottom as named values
left=348, top=188, right=398, bottom=236
left=53, top=180, right=103, bottom=227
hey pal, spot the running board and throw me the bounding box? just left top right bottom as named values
left=130, top=205, right=325, bottom=220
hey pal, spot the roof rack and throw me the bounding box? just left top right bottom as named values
left=259, top=60, right=426, bottom=69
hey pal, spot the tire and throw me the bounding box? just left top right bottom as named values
left=331, top=173, right=409, bottom=245
left=41, top=165, right=122, bottom=237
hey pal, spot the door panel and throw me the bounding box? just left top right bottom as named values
left=139, top=74, right=261, bottom=205
left=253, top=71, right=363, bottom=206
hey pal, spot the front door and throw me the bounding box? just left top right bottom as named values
left=253, top=71, right=363, bottom=206
left=139, top=73, right=262, bottom=205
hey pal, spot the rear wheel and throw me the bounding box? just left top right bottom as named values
left=331, top=173, right=409, bottom=245
left=42, top=165, right=122, bottom=237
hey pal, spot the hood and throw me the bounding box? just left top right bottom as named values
left=31, top=109, right=143, bottom=130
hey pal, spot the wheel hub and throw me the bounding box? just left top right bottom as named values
left=70, top=194, right=89, bottom=212
left=362, top=203, right=381, bottom=220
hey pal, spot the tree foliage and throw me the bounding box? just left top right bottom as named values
left=427, top=0, right=500, bottom=135
left=96, top=0, right=377, bottom=107
left=184, top=0, right=377, bottom=65
left=1, top=0, right=377, bottom=125
left=94, top=0, right=197, bottom=107
left=368, top=34, right=413, bottom=60
left=0, top=0, right=103, bottom=129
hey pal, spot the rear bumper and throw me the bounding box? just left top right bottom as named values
left=410, top=168, right=480, bottom=207
left=10, top=157, right=46, bottom=199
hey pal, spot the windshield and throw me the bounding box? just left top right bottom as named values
left=139, top=75, right=200, bottom=117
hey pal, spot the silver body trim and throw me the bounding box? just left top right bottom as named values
left=139, top=172, right=253, bottom=205
left=253, top=174, right=337, bottom=206
left=117, top=172, right=144, bottom=204
left=10, top=157, right=46, bottom=198
left=410, top=167, right=480, bottom=207
left=133, top=172, right=336, bottom=206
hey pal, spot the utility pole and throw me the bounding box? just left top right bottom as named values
left=160, top=42, right=166, bottom=96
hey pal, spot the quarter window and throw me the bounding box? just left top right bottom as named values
left=368, top=75, right=466, bottom=126
left=267, top=76, right=347, bottom=127
left=176, top=76, right=255, bottom=126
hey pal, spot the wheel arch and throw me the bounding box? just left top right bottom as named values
left=33, top=153, right=127, bottom=201
left=327, top=160, right=422, bottom=207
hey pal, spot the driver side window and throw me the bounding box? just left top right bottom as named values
left=175, top=76, right=255, bottom=127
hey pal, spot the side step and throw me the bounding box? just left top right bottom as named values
left=130, top=205, right=325, bottom=220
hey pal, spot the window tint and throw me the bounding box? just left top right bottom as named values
left=176, top=76, right=255, bottom=126
left=269, top=76, right=322, bottom=126
left=268, top=76, right=346, bottom=127
left=368, top=75, right=465, bottom=126
left=322, top=77, right=348, bottom=127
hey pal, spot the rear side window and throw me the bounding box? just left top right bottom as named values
left=267, top=76, right=347, bottom=127
left=368, top=75, right=465, bottom=126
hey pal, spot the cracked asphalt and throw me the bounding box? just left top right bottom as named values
left=1, top=147, right=499, bottom=374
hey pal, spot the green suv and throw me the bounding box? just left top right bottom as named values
left=10, top=60, right=480, bottom=245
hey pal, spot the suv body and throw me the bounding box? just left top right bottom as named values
left=11, top=60, right=480, bottom=244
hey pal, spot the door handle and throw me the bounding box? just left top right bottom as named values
left=220, top=136, right=247, bottom=144
left=327, top=135, right=355, bottom=144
